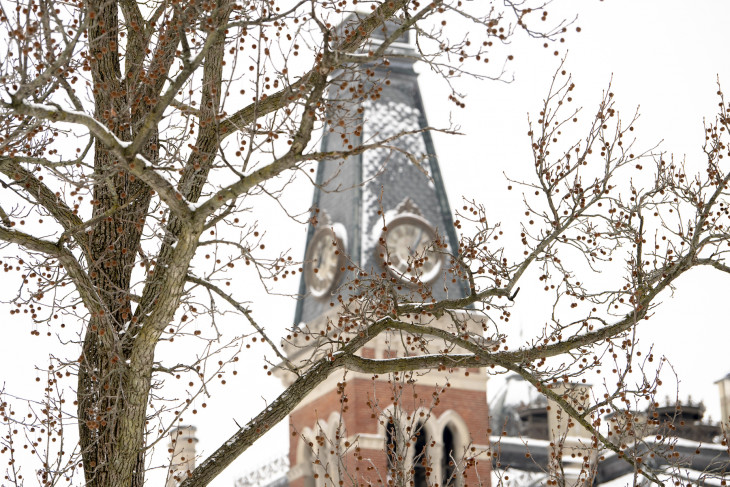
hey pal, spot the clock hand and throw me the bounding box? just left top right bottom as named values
left=315, top=244, right=325, bottom=271
left=410, top=228, right=424, bottom=256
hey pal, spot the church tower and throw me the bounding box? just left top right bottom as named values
left=282, top=17, right=491, bottom=487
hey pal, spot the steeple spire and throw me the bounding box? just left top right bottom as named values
left=294, top=20, right=466, bottom=326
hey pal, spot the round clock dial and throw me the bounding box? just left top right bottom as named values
left=304, top=227, right=346, bottom=298
left=381, top=215, right=442, bottom=284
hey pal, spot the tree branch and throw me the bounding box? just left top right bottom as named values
left=186, top=273, right=295, bottom=371
left=0, top=158, right=87, bottom=247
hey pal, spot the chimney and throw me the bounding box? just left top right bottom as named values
left=166, top=425, right=198, bottom=487
left=547, top=383, right=596, bottom=487
left=716, top=373, right=730, bottom=433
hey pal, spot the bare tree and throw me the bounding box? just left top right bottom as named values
left=0, top=0, right=729, bottom=486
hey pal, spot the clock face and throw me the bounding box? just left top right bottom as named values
left=304, top=227, right=346, bottom=298
left=381, top=215, right=442, bottom=284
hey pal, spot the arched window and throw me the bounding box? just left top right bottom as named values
left=413, top=422, right=428, bottom=487
left=442, top=425, right=456, bottom=487
left=296, top=433, right=316, bottom=487
left=314, top=422, right=331, bottom=487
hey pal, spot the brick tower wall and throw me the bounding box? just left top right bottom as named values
left=287, top=369, right=491, bottom=487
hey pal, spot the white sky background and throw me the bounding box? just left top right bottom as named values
left=424, top=0, right=730, bottom=439
left=429, top=0, right=730, bottom=421
left=2, top=1, right=730, bottom=486
left=428, top=0, right=730, bottom=412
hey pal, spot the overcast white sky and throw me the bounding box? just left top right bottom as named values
left=426, top=0, right=730, bottom=418
left=2, top=1, right=730, bottom=486
left=426, top=0, right=730, bottom=434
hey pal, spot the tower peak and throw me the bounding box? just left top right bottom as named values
left=293, top=40, right=466, bottom=326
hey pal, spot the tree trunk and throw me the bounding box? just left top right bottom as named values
left=76, top=0, right=231, bottom=483
left=77, top=1, right=155, bottom=485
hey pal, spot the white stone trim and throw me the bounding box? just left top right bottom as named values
left=347, top=432, right=384, bottom=451
left=287, top=462, right=309, bottom=482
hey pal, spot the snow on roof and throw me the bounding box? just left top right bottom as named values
left=600, top=467, right=728, bottom=487
left=489, top=435, right=551, bottom=448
